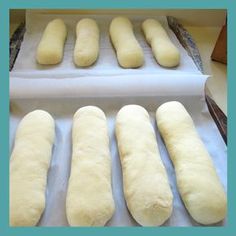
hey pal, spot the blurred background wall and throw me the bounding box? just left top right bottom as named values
left=10, top=9, right=227, bottom=26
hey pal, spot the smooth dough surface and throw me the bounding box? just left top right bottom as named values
left=142, top=19, right=180, bottom=67
left=10, top=110, right=55, bottom=226
left=36, top=18, right=67, bottom=65
left=74, top=18, right=100, bottom=67
left=156, top=101, right=227, bottom=225
left=66, top=106, right=115, bottom=226
left=115, top=105, right=173, bottom=226
left=109, top=17, right=144, bottom=68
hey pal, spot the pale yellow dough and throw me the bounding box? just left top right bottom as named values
left=74, top=18, right=100, bottom=67
left=115, top=105, right=173, bottom=226
left=109, top=17, right=144, bottom=68
left=142, top=19, right=180, bottom=67
left=36, top=19, right=67, bottom=65
left=156, top=101, right=227, bottom=225
left=10, top=110, right=55, bottom=226
left=66, top=106, right=115, bottom=226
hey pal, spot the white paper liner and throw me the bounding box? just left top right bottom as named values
left=10, top=74, right=208, bottom=99
left=10, top=95, right=227, bottom=227
left=10, top=10, right=201, bottom=79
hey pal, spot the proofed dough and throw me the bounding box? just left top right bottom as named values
left=74, top=18, right=100, bottom=67
left=36, top=19, right=67, bottom=65
left=115, top=105, right=173, bottom=226
left=109, top=17, right=144, bottom=68
left=66, top=106, right=115, bottom=226
left=142, top=19, right=180, bottom=67
left=156, top=101, right=227, bottom=225
left=10, top=110, right=55, bottom=226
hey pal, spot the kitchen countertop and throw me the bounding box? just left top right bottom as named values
left=10, top=23, right=227, bottom=115
left=186, top=26, right=227, bottom=115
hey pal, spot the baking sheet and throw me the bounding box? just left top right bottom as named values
left=10, top=10, right=201, bottom=79
left=10, top=95, right=227, bottom=227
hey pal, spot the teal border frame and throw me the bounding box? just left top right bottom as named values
left=1, top=0, right=235, bottom=235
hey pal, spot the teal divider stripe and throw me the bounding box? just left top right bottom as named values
left=6, top=0, right=230, bottom=9
left=227, top=3, right=236, bottom=229
left=0, top=4, right=9, bottom=234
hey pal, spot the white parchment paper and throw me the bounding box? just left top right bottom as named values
left=10, top=94, right=227, bottom=227
left=10, top=74, right=208, bottom=99
left=10, top=10, right=201, bottom=79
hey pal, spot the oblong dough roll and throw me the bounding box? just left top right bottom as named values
left=116, top=105, right=173, bottom=226
left=109, top=17, right=144, bottom=68
left=66, top=106, right=115, bottom=226
left=10, top=110, right=55, bottom=226
left=74, top=18, right=100, bottom=67
left=142, top=19, right=180, bottom=67
left=156, top=101, right=227, bottom=225
left=36, top=19, right=67, bottom=65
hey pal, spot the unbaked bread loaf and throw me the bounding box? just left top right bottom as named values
left=74, top=18, right=100, bottom=67
left=10, top=110, right=55, bottom=226
left=156, top=101, right=227, bottom=225
left=142, top=19, right=180, bottom=67
left=115, top=105, right=173, bottom=226
left=66, top=106, right=115, bottom=226
left=36, top=19, right=67, bottom=65
left=109, top=17, right=144, bottom=68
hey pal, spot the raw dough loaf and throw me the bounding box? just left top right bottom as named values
left=142, top=19, right=180, bottom=67
left=156, top=101, right=227, bottom=225
left=74, top=18, right=100, bottom=67
left=36, top=19, right=67, bottom=65
left=10, top=110, right=55, bottom=226
left=115, top=105, right=173, bottom=226
left=66, top=106, right=115, bottom=226
left=109, top=17, right=144, bottom=68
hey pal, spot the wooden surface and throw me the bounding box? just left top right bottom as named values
left=211, top=23, right=227, bottom=64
